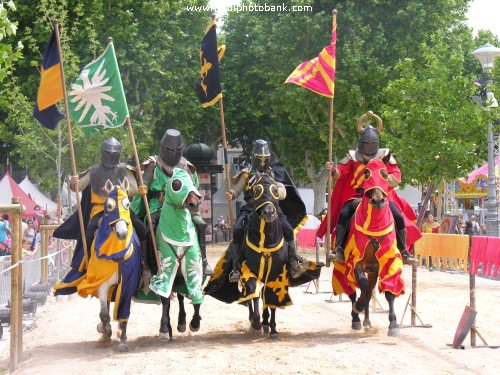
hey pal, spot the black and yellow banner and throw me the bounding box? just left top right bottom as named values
left=195, top=20, right=225, bottom=108
left=33, top=30, right=64, bottom=130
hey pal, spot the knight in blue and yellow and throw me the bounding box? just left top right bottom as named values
left=53, top=137, right=146, bottom=295
left=225, top=139, right=309, bottom=282
left=131, top=129, right=214, bottom=276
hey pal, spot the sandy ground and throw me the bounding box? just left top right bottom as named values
left=0, top=243, right=499, bottom=374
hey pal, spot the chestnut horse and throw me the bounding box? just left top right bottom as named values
left=334, top=158, right=405, bottom=336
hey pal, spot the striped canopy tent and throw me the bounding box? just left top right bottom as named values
left=0, top=172, right=38, bottom=219
left=455, top=156, right=499, bottom=198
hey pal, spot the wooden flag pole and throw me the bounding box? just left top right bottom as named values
left=212, top=13, right=235, bottom=233
left=218, top=96, right=235, bottom=234
left=54, top=19, right=88, bottom=267
left=325, top=9, right=337, bottom=266
left=103, top=37, right=161, bottom=273
left=125, top=116, right=162, bottom=273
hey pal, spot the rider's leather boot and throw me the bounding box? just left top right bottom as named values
left=397, top=228, right=416, bottom=265
left=196, top=223, right=214, bottom=276
left=140, top=240, right=152, bottom=279
left=287, top=241, right=310, bottom=278
left=229, top=242, right=242, bottom=283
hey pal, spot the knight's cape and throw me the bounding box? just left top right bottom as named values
left=52, top=186, right=92, bottom=295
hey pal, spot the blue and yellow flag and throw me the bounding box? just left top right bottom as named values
left=195, top=20, right=225, bottom=108
left=33, top=30, right=65, bottom=130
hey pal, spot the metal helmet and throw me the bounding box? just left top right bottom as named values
left=252, top=139, right=270, bottom=172
left=357, top=125, right=380, bottom=160
left=100, top=137, right=122, bottom=168
left=159, top=129, right=183, bottom=167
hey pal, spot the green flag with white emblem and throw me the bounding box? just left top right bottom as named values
left=68, top=42, right=128, bottom=135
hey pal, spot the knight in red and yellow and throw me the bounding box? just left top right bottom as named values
left=317, top=112, right=421, bottom=264
left=332, top=158, right=405, bottom=297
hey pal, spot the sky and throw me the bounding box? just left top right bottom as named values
left=209, top=0, right=500, bottom=38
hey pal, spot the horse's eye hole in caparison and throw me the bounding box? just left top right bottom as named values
left=171, top=179, right=182, bottom=192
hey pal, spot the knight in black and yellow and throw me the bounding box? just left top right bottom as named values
left=226, top=139, right=309, bottom=282
left=131, top=129, right=214, bottom=277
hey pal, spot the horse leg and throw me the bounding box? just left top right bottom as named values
left=159, top=296, right=172, bottom=340
left=262, top=307, right=270, bottom=334
left=117, top=321, right=129, bottom=352
left=385, top=291, right=400, bottom=336
left=269, top=308, right=278, bottom=339
left=177, top=293, right=187, bottom=333
left=363, top=272, right=378, bottom=329
left=250, top=298, right=262, bottom=331
left=349, top=292, right=362, bottom=330
left=189, top=303, right=202, bottom=332
left=248, top=301, right=254, bottom=323
left=97, top=274, right=117, bottom=341
left=354, top=269, right=369, bottom=314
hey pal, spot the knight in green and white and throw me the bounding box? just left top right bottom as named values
left=131, top=129, right=214, bottom=276
left=149, top=168, right=203, bottom=304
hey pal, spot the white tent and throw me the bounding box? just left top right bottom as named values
left=19, top=177, right=58, bottom=216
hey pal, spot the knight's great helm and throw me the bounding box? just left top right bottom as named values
left=100, top=137, right=122, bottom=168
left=357, top=125, right=380, bottom=160
left=252, top=139, right=270, bottom=173
left=160, top=129, right=183, bottom=167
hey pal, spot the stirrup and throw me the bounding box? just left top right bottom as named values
left=202, top=259, right=214, bottom=276
left=332, top=246, right=345, bottom=263
left=402, top=251, right=417, bottom=265
left=229, top=270, right=240, bottom=283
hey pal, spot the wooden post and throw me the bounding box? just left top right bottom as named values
left=411, top=264, right=417, bottom=326
left=10, top=197, right=24, bottom=372
left=468, top=235, right=476, bottom=346
left=40, top=219, right=48, bottom=285
left=54, top=20, right=89, bottom=267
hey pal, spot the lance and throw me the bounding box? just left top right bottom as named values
left=325, top=9, right=337, bottom=266
left=54, top=19, right=89, bottom=267
left=212, top=13, right=235, bottom=234
left=104, top=37, right=162, bottom=273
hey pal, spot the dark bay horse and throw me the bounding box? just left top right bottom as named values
left=238, top=172, right=292, bottom=339
left=333, top=158, right=405, bottom=336
left=77, top=178, right=142, bottom=352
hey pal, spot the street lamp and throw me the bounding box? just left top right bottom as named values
left=471, top=43, right=500, bottom=237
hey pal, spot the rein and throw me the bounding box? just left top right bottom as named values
left=166, top=242, right=189, bottom=262
left=367, top=234, right=387, bottom=251
left=165, top=200, right=185, bottom=210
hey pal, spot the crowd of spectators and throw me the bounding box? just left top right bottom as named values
left=213, top=215, right=232, bottom=243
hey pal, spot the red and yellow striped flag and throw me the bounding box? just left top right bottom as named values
left=285, top=16, right=336, bottom=98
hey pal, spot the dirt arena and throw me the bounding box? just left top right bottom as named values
left=1, top=244, right=498, bottom=374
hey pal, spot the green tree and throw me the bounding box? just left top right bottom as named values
left=222, top=0, right=482, bottom=214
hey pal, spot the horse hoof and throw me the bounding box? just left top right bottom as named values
left=363, top=322, right=372, bottom=329
left=388, top=327, right=400, bottom=337
left=118, top=343, right=129, bottom=353
left=251, top=321, right=262, bottom=331
left=270, top=333, right=279, bottom=340
left=177, top=323, right=186, bottom=333
left=263, top=325, right=270, bottom=334
left=159, top=332, right=172, bottom=341
left=189, top=322, right=200, bottom=332
left=352, top=321, right=362, bottom=331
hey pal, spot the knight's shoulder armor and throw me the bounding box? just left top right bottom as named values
left=341, top=152, right=355, bottom=164
left=231, top=168, right=250, bottom=185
